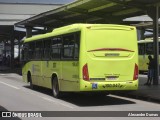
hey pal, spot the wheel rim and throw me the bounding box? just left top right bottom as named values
left=53, top=78, right=59, bottom=97
left=29, top=75, right=33, bottom=88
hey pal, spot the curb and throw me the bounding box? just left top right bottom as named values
left=114, top=92, right=160, bottom=104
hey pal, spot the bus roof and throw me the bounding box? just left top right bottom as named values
left=24, top=24, right=83, bottom=43
left=24, top=23, right=135, bottom=43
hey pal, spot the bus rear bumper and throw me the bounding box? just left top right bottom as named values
left=80, top=80, right=138, bottom=91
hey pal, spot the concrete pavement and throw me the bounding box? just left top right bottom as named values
left=115, top=75, right=160, bottom=103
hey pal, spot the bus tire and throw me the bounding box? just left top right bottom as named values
left=28, top=73, right=34, bottom=89
left=52, top=77, right=61, bottom=98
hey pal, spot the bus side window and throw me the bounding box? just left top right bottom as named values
left=74, top=32, right=80, bottom=59
left=51, top=37, right=62, bottom=60
left=146, top=43, right=153, bottom=55
left=62, top=34, right=75, bottom=59
left=138, top=43, right=145, bottom=55
left=22, top=43, right=29, bottom=61
left=43, top=39, right=51, bottom=60
left=35, top=41, right=43, bottom=60
left=28, top=42, right=35, bottom=60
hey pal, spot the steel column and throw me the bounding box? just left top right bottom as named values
left=153, top=6, right=159, bottom=85
left=147, top=6, right=159, bottom=85
left=10, top=27, right=14, bottom=69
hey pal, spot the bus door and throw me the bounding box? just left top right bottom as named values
left=21, top=43, right=29, bottom=83
left=50, top=37, right=63, bottom=88
left=61, top=33, right=80, bottom=91
left=41, top=39, right=52, bottom=88
left=33, top=41, right=43, bottom=86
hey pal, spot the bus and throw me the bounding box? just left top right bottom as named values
left=138, top=38, right=160, bottom=73
left=21, top=24, right=138, bottom=98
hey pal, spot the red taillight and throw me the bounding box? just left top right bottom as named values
left=83, top=64, right=89, bottom=81
left=133, top=63, right=138, bottom=80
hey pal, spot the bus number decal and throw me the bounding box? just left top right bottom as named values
left=53, top=63, right=56, bottom=68
left=72, top=75, right=79, bottom=78
left=104, top=83, right=123, bottom=88
left=72, top=62, right=78, bottom=67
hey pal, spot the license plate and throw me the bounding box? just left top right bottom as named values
left=106, top=76, right=118, bottom=80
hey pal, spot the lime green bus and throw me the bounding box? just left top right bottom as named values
left=138, top=38, right=160, bottom=73
left=22, top=24, right=138, bottom=98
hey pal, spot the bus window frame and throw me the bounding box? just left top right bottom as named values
left=61, top=31, right=80, bottom=61
left=28, top=41, right=36, bottom=60
left=51, top=36, right=62, bottom=61
left=146, top=42, right=153, bottom=55
left=21, top=43, right=29, bottom=62
left=21, top=31, right=80, bottom=62
left=138, top=43, right=146, bottom=55
left=34, top=40, right=43, bottom=60
left=43, top=38, right=51, bottom=61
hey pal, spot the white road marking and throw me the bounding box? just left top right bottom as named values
left=0, top=74, right=6, bottom=76
left=41, top=97, right=57, bottom=102
left=0, top=78, right=74, bottom=109
left=40, top=96, right=74, bottom=109
left=21, top=89, right=74, bottom=109
left=0, top=81, right=20, bottom=90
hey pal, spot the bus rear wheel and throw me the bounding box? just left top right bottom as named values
left=28, top=73, right=34, bottom=89
left=52, top=77, right=61, bottom=98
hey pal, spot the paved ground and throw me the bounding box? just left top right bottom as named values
left=116, top=74, right=160, bottom=103
left=0, top=73, right=160, bottom=120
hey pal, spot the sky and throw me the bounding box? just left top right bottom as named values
left=0, top=0, right=75, bottom=4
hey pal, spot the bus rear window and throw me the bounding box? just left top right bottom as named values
left=86, top=29, right=136, bottom=52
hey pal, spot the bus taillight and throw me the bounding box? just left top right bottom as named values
left=133, top=63, right=138, bottom=80
left=83, top=63, right=90, bottom=81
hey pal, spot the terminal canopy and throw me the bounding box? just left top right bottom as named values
left=15, top=0, right=160, bottom=29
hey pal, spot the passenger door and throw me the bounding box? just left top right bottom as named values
left=61, top=32, right=80, bottom=91
left=41, top=39, right=51, bottom=88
